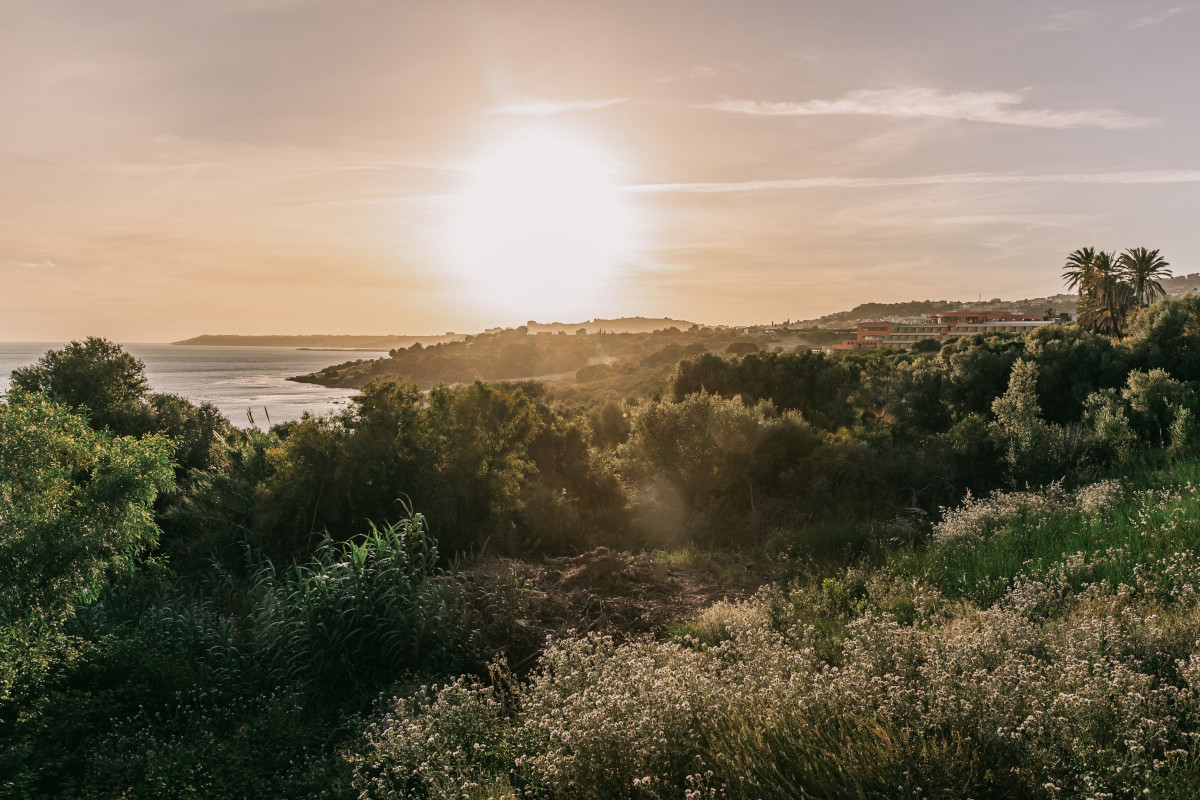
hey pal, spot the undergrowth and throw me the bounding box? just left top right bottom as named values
left=350, top=460, right=1200, bottom=799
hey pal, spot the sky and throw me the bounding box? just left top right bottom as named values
left=3, top=0, right=1199, bottom=340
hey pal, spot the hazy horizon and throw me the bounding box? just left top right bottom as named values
left=4, top=1, right=1198, bottom=341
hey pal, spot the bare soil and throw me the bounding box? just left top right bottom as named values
left=463, top=547, right=778, bottom=668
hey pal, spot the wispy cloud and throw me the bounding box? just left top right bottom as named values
left=1036, top=9, right=1104, bottom=32
left=1, top=259, right=57, bottom=270
left=628, top=169, right=1200, bottom=193
left=1132, top=6, right=1188, bottom=28
left=932, top=214, right=1092, bottom=228
left=697, top=88, right=1151, bottom=129
left=486, top=97, right=629, bottom=116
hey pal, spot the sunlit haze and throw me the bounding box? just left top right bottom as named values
left=447, top=127, right=633, bottom=320
left=3, top=1, right=1199, bottom=340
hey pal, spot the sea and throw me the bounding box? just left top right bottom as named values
left=0, top=342, right=380, bottom=429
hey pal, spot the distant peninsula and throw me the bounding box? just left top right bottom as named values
left=172, top=319, right=699, bottom=349
left=171, top=334, right=463, bottom=350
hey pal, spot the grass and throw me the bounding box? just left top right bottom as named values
left=883, top=461, right=1200, bottom=608
left=653, top=541, right=711, bottom=569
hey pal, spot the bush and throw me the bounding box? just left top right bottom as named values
left=354, top=678, right=511, bottom=800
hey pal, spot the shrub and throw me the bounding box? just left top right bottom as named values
left=353, top=679, right=511, bottom=800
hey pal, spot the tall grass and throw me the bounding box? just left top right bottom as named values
left=250, top=510, right=470, bottom=687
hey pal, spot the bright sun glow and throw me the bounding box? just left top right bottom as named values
left=448, top=129, right=633, bottom=317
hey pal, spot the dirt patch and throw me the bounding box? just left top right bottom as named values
left=461, top=547, right=777, bottom=668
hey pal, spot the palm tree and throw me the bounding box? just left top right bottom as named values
left=1079, top=251, right=1134, bottom=338
left=1062, top=246, right=1098, bottom=293
left=1118, top=247, right=1171, bottom=307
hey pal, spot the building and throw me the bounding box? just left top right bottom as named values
left=950, top=320, right=1054, bottom=336
left=926, top=310, right=1041, bottom=325
left=824, top=311, right=1055, bottom=352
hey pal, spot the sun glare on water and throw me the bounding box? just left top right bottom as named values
left=448, top=128, right=633, bottom=318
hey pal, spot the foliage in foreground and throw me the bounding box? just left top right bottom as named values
left=0, top=390, right=174, bottom=630
left=352, top=466, right=1200, bottom=799
left=0, top=508, right=517, bottom=799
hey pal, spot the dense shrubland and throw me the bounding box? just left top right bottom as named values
left=7, top=290, right=1200, bottom=797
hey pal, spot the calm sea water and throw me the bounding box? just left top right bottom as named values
left=0, top=343, right=380, bottom=428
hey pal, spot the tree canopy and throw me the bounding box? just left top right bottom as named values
left=0, top=390, right=175, bottom=628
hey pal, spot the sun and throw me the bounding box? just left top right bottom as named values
left=447, top=128, right=633, bottom=317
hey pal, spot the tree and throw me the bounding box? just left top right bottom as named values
left=1118, top=247, right=1171, bottom=307
left=0, top=391, right=175, bottom=628
left=1063, top=247, right=1168, bottom=338
left=1075, top=251, right=1134, bottom=339
left=726, top=341, right=760, bottom=356
left=10, top=337, right=149, bottom=433
left=1121, top=368, right=1195, bottom=445
left=254, top=379, right=544, bottom=557
left=990, top=359, right=1074, bottom=485
left=1062, top=246, right=1098, bottom=294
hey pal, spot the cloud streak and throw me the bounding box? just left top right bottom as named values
left=627, top=169, right=1200, bottom=193
left=1036, top=9, right=1104, bottom=32
left=1132, top=6, right=1188, bottom=28
left=697, top=88, right=1151, bottom=129
left=487, top=97, right=630, bottom=115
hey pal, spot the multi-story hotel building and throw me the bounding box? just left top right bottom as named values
left=825, top=311, right=1055, bottom=351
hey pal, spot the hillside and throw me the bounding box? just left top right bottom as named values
left=798, top=274, right=1200, bottom=328
left=798, top=295, right=1079, bottom=328
left=289, top=325, right=750, bottom=390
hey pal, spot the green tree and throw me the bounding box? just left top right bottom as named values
left=143, top=393, right=235, bottom=482
left=0, top=391, right=174, bottom=628
left=1077, top=251, right=1134, bottom=338
left=1082, top=389, right=1138, bottom=465
left=9, top=337, right=149, bottom=433
left=620, top=392, right=763, bottom=513
left=1118, top=247, right=1171, bottom=307
left=990, top=359, right=1074, bottom=485
left=1126, top=295, right=1200, bottom=382
left=1022, top=324, right=1130, bottom=424
left=424, top=381, right=542, bottom=550
left=726, top=340, right=760, bottom=356
left=255, top=379, right=544, bottom=557
left=1061, top=246, right=1098, bottom=294
left=10, top=340, right=234, bottom=490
